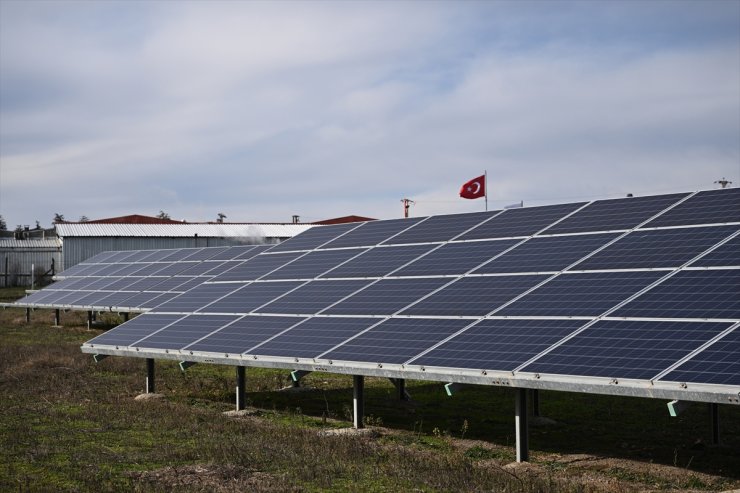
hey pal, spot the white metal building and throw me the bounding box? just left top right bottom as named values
left=54, top=223, right=314, bottom=271
left=0, top=238, right=63, bottom=287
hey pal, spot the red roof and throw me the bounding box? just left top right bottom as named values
left=82, top=214, right=183, bottom=224
left=313, top=215, right=376, bottom=225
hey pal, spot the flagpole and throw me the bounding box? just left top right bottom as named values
left=484, top=170, right=488, bottom=211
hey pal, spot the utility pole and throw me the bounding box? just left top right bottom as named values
left=715, top=178, right=732, bottom=189
left=400, top=198, right=415, bottom=218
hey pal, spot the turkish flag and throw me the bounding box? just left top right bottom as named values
left=459, top=174, right=486, bottom=199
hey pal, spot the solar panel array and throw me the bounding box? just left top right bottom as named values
left=16, top=245, right=271, bottom=312
left=75, top=188, right=740, bottom=401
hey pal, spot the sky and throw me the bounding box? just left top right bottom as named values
left=1, top=0, right=739, bottom=228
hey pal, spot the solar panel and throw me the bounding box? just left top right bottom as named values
left=497, top=271, right=665, bottom=317
left=660, top=326, right=740, bottom=386
left=251, top=317, right=380, bottom=358
left=612, top=269, right=740, bottom=319
left=474, top=233, right=618, bottom=274
left=134, top=314, right=241, bottom=350
left=458, top=202, right=586, bottom=240
left=322, top=318, right=473, bottom=364
left=264, top=248, right=367, bottom=280
left=186, top=315, right=306, bottom=355
left=260, top=279, right=373, bottom=315
left=521, top=320, right=733, bottom=380
left=572, top=226, right=738, bottom=270
left=643, top=188, right=740, bottom=227
left=387, top=211, right=496, bottom=245
left=86, top=313, right=185, bottom=347
left=62, top=187, right=740, bottom=407
left=691, top=232, right=740, bottom=267
left=322, top=244, right=437, bottom=278
left=541, top=192, right=690, bottom=234
left=199, top=281, right=304, bottom=314
left=401, top=275, right=548, bottom=317
left=214, top=252, right=304, bottom=282
left=269, top=223, right=359, bottom=252
left=411, top=319, right=588, bottom=371
left=322, top=217, right=424, bottom=249
left=394, top=240, right=518, bottom=277
left=324, top=278, right=451, bottom=316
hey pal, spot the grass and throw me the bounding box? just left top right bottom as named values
left=1, top=291, right=739, bottom=492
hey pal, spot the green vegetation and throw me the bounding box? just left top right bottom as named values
left=1, top=292, right=739, bottom=492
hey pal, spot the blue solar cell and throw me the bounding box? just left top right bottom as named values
left=325, top=278, right=451, bottom=316
left=207, top=245, right=256, bottom=261
left=613, top=269, right=740, bottom=319
left=476, top=233, right=618, bottom=274
left=573, top=226, right=738, bottom=270
left=265, top=248, right=367, bottom=280
left=387, top=211, right=495, bottom=245
left=186, top=315, right=306, bottom=354
left=541, top=193, right=689, bottom=234
left=170, top=278, right=205, bottom=292
left=89, top=291, right=141, bottom=308
left=146, top=277, right=195, bottom=292
left=121, top=277, right=170, bottom=292
left=459, top=202, right=587, bottom=240
left=321, top=218, right=423, bottom=249
left=149, top=283, right=241, bottom=313
left=148, top=262, right=193, bottom=276
left=18, top=289, right=62, bottom=305
left=691, top=232, right=740, bottom=267
left=135, top=314, right=240, bottom=350
left=322, top=244, right=436, bottom=278
left=138, top=249, right=181, bottom=262
left=259, top=279, right=372, bottom=315
left=395, top=239, right=518, bottom=277
left=323, top=318, right=472, bottom=364
left=72, top=277, right=118, bottom=291
left=86, top=314, right=184, bottom=347
left=234, top=245, right=272, bottom=260
left=199, top=281, right=303, bottom=314
left=521, top=320, right=733, bottom=380
left=174, top=261, right=226, bottom=277
left=402, top=275, right=548, bottom=317
left=412, top=319, right=587, bottom=371
left=644, top=188, right=740, bottom=227
left=214, top=252, right=304, bottom=282
left=55, top=263, right=93, bottom=277
left=660, top=327, right=740, bottom=386
left=253, top=317, right=380, bottom=358
left=182, top=246, right=231, bottom=261
left=158, top=248, right=198, bottom=262
left=125, top=292, right=179, bottom=309
left=269, top=223, right=360, bottom=252
left=498, top=271, right=665, bottom=317
left=200, top=261, right=242, bottom=276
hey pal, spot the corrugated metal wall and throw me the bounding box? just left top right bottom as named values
left=0, top=241, right=63, bottom=287
left=60, top=236, right=279, bottom=271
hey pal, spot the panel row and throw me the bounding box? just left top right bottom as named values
left=85, top=312, right=739, bottom=386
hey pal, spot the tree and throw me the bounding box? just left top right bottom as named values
left=156, top=210, right=171, bottom=220
left=79, top=215, right=89, bottom=222
left=34, top=221, right=41, bottom=230
left=0, top=215, right=7, bottom=231
left=14, top=225, right=24, bottom=239
left=216, top=213, right=227, bottom=223
left=53, top=213, right=65, bottom=223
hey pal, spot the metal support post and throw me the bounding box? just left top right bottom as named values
left=146, top=358, right=155, bottom=394
left=290, top=370, right=311, bottom=388
left=178, top=361, right=197, bottom=371
left=531, top=389, right=540, bottom=417
left=26, top=308, right=31, bottom=323
left=710, top=403, right=720, bottom=445
left=389, top=378, right=409, bottom=401
left=123, top=312, right=129, bottom=322
left=87, top=311, right=93, bottom=329
left=236, top=366, right=246, bottom=411
left=353, top=375, right=365, bottom=429
left=54, top=308, right=61, bottom=326
left=515, top=388, right=529, bottom=462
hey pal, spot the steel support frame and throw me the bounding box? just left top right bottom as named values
left=54, top=308, right=61, bottom=326
left=236, top=366, right=246, bottom=411
left=353, top=375, right=365, bottom=429
left=710, top=403, right=720, bottom=445
left=515, top=388, right=529, bottom=462
left=146, top=358, right=155, bottom=394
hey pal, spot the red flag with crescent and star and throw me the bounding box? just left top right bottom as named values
left=459, top=174, right=486, bottom=199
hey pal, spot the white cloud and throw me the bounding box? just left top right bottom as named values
left=1, top=0, right=738, bottom=226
